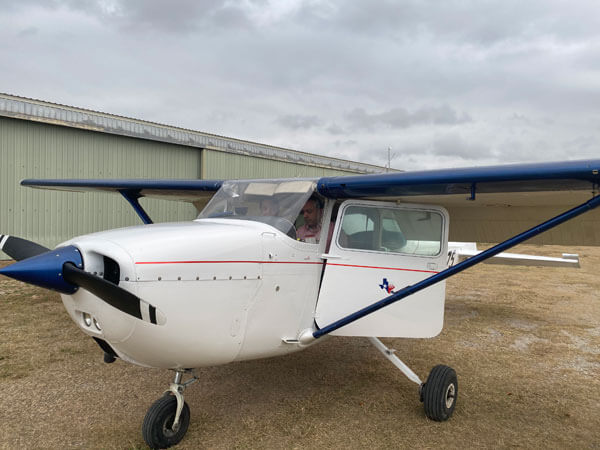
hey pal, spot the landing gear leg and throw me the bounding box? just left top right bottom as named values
left=142, top=370, right=199, bottom=449
left=368, top=337, right=458, bottom=421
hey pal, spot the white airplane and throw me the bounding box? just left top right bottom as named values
left=1, top=159, right=599, bottom=449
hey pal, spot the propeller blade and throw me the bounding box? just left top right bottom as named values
left=0, top=234, right=50, bottom=261
left=62, top=263, right=164, bottom=325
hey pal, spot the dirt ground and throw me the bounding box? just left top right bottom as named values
left=1, top=244, right=599, bottom=449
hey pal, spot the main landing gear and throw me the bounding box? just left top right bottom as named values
left=368, top=337, right=458, bottom=421
left=142, top=370, right=199, bottom=449
left=141, top=341, right=456, bottom=448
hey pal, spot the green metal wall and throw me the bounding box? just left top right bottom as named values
left=202, top=149, right=358, bottom=179
left=1, top=117, right=199, bottom=257
left=1, top=117, right=365, bottom=260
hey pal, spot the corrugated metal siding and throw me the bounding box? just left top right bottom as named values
left=1, top=110, right=379, bottom=260
left=1, top=117, right=199, bottom=257
left=202, top=150, right=359, bottom=179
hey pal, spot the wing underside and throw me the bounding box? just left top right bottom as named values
left=21, top=178, right=224, bottom=211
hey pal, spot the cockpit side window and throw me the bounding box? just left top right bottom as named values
left=338, top=205, right=443, bottom=256
left=294, top=195, right=328, bottom=244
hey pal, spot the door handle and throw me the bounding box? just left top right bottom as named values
left=321, top=253, right=343, bottom=259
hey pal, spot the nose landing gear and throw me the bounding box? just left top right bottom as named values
left=142, top=370, right=199, bottom=449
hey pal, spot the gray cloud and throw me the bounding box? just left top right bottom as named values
left=276, top=114, right=322, bottom=130
left=2, top=0, right=600, bottom=171
left=116, top=0, right=255, bottom=33
left=92, top=0, right=252, bottom=33
left=7, top=0, right=600, bottom=44
left=431, top=133, right=491, bottom=159
left=0, top=0, right=254, bottom=33
left=326, top=123, right=346, bottom=135
left=564, top=135, right=597, bottom=152
left=295, top=0, right=600, bottom=46
left=17, top=26, right=38, bottom=37
left=345, top=105, right=472, bottom=131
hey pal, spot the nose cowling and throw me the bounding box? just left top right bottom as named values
left=0, top=242, right=164, bottom=326
left=0, top=245, right=82, bottom=294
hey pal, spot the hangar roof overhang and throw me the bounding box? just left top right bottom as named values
left=0, top=93, right=389, bottom=175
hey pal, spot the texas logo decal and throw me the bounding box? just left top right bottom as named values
left=379, top=278, right=396, bottom=294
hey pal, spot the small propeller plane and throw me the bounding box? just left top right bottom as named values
left=1, top=159, right=599, bottom=448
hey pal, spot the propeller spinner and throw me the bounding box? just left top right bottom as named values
left=0, top=236, right=164, bottom=325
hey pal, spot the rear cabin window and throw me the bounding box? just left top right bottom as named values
left=338, top=205, right=443, bottom=256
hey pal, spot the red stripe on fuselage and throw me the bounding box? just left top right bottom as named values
left=326, top=263, right=439, bottom=274
left=134, top=260, right=439, bottom=274
left=135, top=260, right=323, bottom=265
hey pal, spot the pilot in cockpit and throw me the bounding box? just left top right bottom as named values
left=259, top=197, right=279, bottom=216
left=296, top=196, right=334, bottom=248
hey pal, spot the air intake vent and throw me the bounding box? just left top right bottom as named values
left=103, top=256, right=120, bottom=285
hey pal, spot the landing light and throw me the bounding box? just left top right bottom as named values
left=82, top=312, right=92, bottom=327
left=93, top=317, right=102, bottom=331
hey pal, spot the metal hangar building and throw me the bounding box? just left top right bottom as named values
left=0, top=93, right=385, bottom=258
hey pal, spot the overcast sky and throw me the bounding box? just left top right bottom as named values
left=1, top=0, right=599, bottom=170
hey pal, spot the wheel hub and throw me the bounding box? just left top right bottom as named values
left=445, top=383, right=456, bottom=409
left=163, top=414, right=180, bottom=437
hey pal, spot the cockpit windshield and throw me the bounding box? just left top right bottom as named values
left=197, top=179, right=318, bottom=238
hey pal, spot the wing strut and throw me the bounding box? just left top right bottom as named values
left=312, top=194, right=600, bottom=340
left=119, top=190, right=153, bottom=224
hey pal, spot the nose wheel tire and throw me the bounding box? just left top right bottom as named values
left=142, top=394, right=190, bottom=449
left=421, top=364, right=458, bottom=421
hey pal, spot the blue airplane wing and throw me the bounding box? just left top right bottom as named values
left=23, top=159, right=599, bottom=201
left=318, top=159, right=600, bottom=245
left=317, top=159, right=599, bottom=199
left=21, top=159, right=600, bottom=245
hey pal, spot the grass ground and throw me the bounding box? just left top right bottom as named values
left=0, top=244, right=599, bottom=449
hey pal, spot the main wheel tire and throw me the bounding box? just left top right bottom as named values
left=421, top=364, right=458, bottom=421
left=142, top=394, right=190, bottom=449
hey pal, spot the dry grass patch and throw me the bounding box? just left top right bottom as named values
left=1, top=245, right=599, bottom=449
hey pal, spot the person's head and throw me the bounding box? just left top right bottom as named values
left=260, top=197, right=279, bottom=216
left=301, top=197, right=323, bottom=228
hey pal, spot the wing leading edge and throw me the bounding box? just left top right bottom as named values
left=317, top=159, right=599, bottom=199
left=21, top=178, right=224, bottom=202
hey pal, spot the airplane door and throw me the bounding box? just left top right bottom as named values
left=316, top=200, right=449, bottom=337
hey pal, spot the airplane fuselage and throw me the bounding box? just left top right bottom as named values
left=60, top=219, right=323, bottom=368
